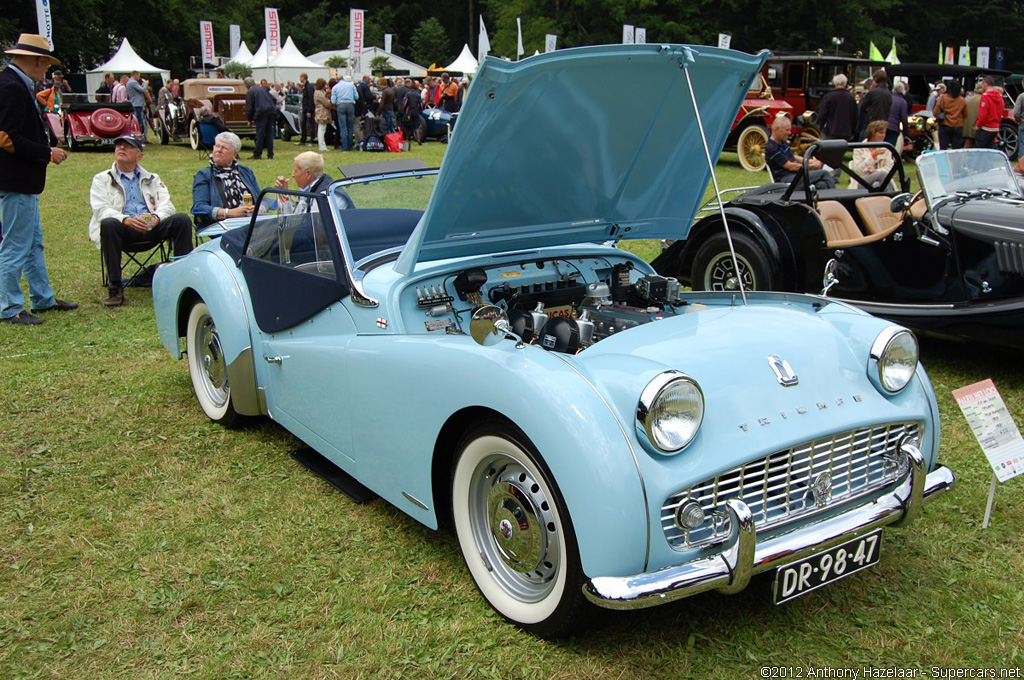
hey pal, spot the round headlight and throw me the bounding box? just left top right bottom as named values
left=637, top=372, right=704, bottom=454
left=870, top=327, right=919, bottom=393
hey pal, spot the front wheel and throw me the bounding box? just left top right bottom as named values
left=692, top=231, right=775, bottom=292
left=737, top=124, right=769, bottom=172
left=186, top=302, right=240, bottom=427
left=188, top=117, right=200, bottom=150
left=64, top=122, right=79, bottom=152
left=451, top=422, right=589, bottom=638
left=999, top=122, right=1019, bottom=159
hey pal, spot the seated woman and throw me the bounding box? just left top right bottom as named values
left=197, top=105, right=229, bottom=134
left=191, top=131, right=261, bottom=228
left=849, top=120, right=895, bottom=190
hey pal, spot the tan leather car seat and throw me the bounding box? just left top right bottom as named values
left=818, top=201, right=863, bottom=247
left=855, top=195, right=903, bottom=237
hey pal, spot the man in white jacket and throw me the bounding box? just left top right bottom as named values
left=89, top=136, right=193, bottom=307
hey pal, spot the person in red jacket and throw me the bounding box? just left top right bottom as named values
left=975, top=76, right=1006, bottom=149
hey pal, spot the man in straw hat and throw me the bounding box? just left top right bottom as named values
left=0, top=33, right=76, bottom=325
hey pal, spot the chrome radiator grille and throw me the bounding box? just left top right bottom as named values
left=662, top=422, right=921, bottom=551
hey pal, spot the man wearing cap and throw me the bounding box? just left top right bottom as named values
left=88, top=136, right=193, bottom=307
left=0, top=33, right=76, bottom=325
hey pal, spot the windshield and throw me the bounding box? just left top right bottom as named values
left=916, top=149, right=1022, bottom=205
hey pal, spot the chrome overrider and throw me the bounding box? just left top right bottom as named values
left=583, top=443, right=954, bottom=609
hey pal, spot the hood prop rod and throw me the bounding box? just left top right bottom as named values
left=681, top=59, right=748, bottom=306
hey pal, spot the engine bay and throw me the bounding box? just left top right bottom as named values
left=407, top=255, right=701, bottom=353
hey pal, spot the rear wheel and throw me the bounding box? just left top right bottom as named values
left=737, top=124, right=769, bottom=172
left=278, top=117, right=293, bottom=141
left=692, top=232, right=775, bottom=292
left=451, top=422, right=589, bottom=638
left=999, top=121, right=1018, bottom=159
left=186, top=302, right=240, bottom=427
left=157, top=116, right=169, bottom=145
left=64, top=122, right=79, bottom=152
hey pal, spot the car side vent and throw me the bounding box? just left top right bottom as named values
left=994, top=241, right=1024, bottom=275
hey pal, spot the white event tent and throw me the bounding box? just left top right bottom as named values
left=228, top=41, right=254, bottom=65
left=248, top=39, right=271, bottom=68
left=306, top=46, right=427, bottom=79
left=444, top=44, right=479, bottom=75
left=251, top=37, right=330, bottom=83
left=86, top=37, right=171, bottom=93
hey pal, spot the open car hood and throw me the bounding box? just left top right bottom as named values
left=396, top=44, right=768, bottom=272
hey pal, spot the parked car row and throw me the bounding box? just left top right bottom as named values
left=152, top=45, right=955, bottom=638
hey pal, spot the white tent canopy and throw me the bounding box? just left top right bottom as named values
left=444, top=44, right=479, bottom=75
left=86, top=37, right=171, bottom=94
left=306, top=46, right=427, bottom=79
left=229, top=41, right=254, bottom=65
left=252, top=36, right=330, bottom=83
left=248, top=39, right=270, bottom=68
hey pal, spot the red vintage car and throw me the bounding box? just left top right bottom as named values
left=724, top=69, right=794, bottom=171
left=45, top=94, right=144, bottom=151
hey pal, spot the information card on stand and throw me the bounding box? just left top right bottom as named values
left=953, top=378, right=1024, bottom=482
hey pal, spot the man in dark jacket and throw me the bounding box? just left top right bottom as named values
left=816, top=73, right=858, bottom=141
left=0, top=33, right=76, bottom=325
left=859, top=70, right=892, bottom=135
left=245, top=76, right=277, bottom=159
left=298, top=72, right=315, bottom=146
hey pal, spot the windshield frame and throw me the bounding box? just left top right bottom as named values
left=915, top=149, right=1022, bottom=209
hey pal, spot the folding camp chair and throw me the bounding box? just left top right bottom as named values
left=196, top=122, right=220, bottom=159
left=100, top=237, right=172, bottom=288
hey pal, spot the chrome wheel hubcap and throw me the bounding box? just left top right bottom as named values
left=705, top=252, right=756, bottom=292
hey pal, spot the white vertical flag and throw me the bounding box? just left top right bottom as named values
left=623, top=25, right=634, bottom=44
left=718, top=33, right=732, bottom=49
left=350, top=9, right=365, bottom=74
left=36, top=0, right=53, bottom=47
left=384, top=34, right=393, bottom=54
left=229, top=24, right=241, bottom=60
left=634, top=28, right=645, bottom=44
left=545, top=34, right=557, bottom=52
left=977, top=46, right=990, bottom=68
left=200, top=21, right=216, bottom=66
left=265, top=8, right=281, bottom=58
left=516, top=17, right=524, bottom=58
left=959, top=42, right=970, bottom=66
left=478, top=16, right=491, bottom=62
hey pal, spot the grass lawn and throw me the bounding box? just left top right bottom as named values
left=1, top=138, right=1022, bottom=679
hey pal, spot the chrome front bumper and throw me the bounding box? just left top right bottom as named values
left=584, top=445, right=954, bottom=610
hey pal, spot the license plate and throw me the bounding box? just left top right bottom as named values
left=773, top=530, right=882, bottom=604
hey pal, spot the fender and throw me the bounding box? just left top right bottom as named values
left=152, top=248, right=264, bottom=416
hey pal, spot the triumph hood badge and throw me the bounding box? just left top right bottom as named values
left=767, top=354, right=798, bottom=387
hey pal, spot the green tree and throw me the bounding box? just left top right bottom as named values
left=410, top=17, right=451, bottom=66
left=221, top=60, right=252, bottom=79
left=370, top=55, right=393, bottom=72
left=325, top=55, right=349, bottom=68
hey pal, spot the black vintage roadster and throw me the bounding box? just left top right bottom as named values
left=653, top=145, right=1024, bottom=348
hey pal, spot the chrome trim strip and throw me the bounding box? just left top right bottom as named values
left=551, top=353, right=652, bottom=572
left=584, top=451, right=953, bottom=610
left=402, top=491, right=429, bottom=511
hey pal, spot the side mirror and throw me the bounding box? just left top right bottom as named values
left=821, top=258, right=839, bottom=297
left=470, top=305, right=524, bottom=348
left=889, top=193, right=913, bottom=213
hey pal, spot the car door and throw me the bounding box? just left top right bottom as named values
left=237, top=188, right=358, bottom=464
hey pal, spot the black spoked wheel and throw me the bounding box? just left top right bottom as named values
left=692, top=232, right=775, bottom=292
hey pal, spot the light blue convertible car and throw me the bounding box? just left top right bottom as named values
left=154, top=44, right=954, bottom=637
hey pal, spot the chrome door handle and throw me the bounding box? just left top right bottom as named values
left=263, top=355, right=288, bottom=364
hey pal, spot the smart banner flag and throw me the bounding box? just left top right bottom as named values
left=623, top=25, right=634, bottom=44
left=350, top=9, right=365, bottom=72
left=516, top=17, right=524, bottom=58
left=200, top=21, right=216, bottom=66
left=36, top=0, right=53, bottom=46
left=384, top=34, right=392, bottom=54
left=977, top=46, right=990, bottom=68
left=265, top=8, right=281, bottom=58
left=478, top=16, right=491, bottom=62
left=635, top=28, right=646, bottom=44
left=229, top=24, right=241, bottom=60
left=545, top=34, right=557, bottom=52
left=959, top=41, right=971, bottom=65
